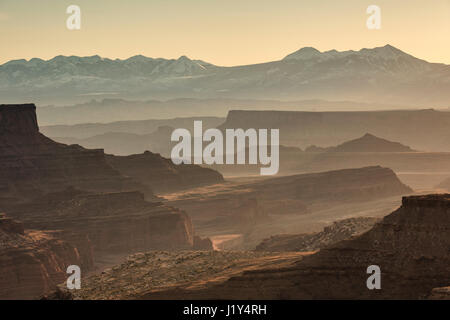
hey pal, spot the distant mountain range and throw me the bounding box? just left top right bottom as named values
left=1, top=45, right=449, bottom=106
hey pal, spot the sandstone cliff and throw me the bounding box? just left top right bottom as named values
left=0, top=104, right=153, bottom=206
left=0, top=104, right=224, bottom=204
left=166, top=166, right=411, bottom=238
left=47, top=194, right=450, bottom=300
left=0, top=104, right=213, bottom=256
left=219, top=109, right=450, bottom=151
left=8, top=188, right=196, bottom=256
left=0, top=213, right=92, bottom=299
left=0, top=104, right=212, bottom=300
left=106, top=151, right=224, bottom=194
left=243, top=166, right=411, bottom=206
left=155, top=194, right=450, bottom=299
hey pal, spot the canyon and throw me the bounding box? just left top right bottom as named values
left=0, top=213, right=92, bottom=299
left=0, top=104, right=220, bottom=299
left=1, top=103, right=448, bottom=301
left=106, top=151, right=224, bottom=194
left=45, top=111, right=450, bottom=191
left=60, top=194, right=450, bottom=300
left=163, top=166, right=412, bottom=249
left=219, top=109, right=450, bottom=152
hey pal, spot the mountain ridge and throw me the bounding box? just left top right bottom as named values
left=2, top=45, right=449, bottom=106
left=2, top=44, right=443, bottom=67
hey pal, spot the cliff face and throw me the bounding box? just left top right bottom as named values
left=8, top=188, right=195, bottom=255
left=162, top=194, right=450, bottom=299
left=57, top=194, right=449, bottom=300
left=0, top=104, right=224, bottom=203
left=0, top=104, right=38, bottom=134
left=0, top=104, right=206, bottom=299
left=170, top=166, right=411, bottom=225
left=106, top=151, right=224, bottom=194
left=163, top=166, right=409, bottom=251
left=0, top=104, right=197, bottom=253
left=0, top=214, right=92, bottom=299
left=245, top=166, right=412, bottom=205
left=0, top=104, right=154, bottom=206
left=220, top=109, right=450, bottom=152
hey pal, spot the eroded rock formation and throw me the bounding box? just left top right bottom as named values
left=44, top=191, right=450, bottom=300
left=8, top=188, right=195, bottom=255
left=0, top=104, right=153, bottom=206
left=0, top=104, right=213, bottom=299
left=106, top=151, right=224, bottom=194
left=0, top=104, right=215, bottom=257
left=157, top=194, right=450, bottom=299
left=0, top=213, right=92, bottom=299
left=0, top=104, right=224, bottom=204
left=166, top=166, right=411, bottom=238
left=59, top=193, right=447, bottom=300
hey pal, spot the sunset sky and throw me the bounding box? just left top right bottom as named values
left=1, top=0, right=449, bottom=65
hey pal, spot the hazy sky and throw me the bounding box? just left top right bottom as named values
left=1, top=0, right=449, bottom=65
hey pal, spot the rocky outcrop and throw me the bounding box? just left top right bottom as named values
left=243, top=166, right=411, bottom=206
left=255, top=217, right=379, bottom=252
left=0, top=104, right=218, bottom=299
left=219, top=109, right=450, bottom=152
left=0, top=213, right=92, bottom=299
left=0, top=104, right=154, bottom=206
left=0, top=104, right=223, bottom=202
left=2, top=189, right=197, bottom=299
left=8, top=188, right=195, bottom=256
left=0, top=103, right=39, bottom=134
left=152, top=194, right=450, bottom=299
left=106, top=151, right=224, bottom=194
left=168, top=192, right=269, bottom=236
left=0, top=104, right=213, bottom=252
left=164, top=166, right=409, bottom=251
left=48, top=194, right=450, bottom=300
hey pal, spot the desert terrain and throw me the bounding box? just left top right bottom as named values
left=1, top=103, right=450, bottom=300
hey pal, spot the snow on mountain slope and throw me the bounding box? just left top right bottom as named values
left=1, top=45, right=449, bottom=106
